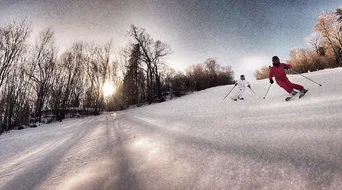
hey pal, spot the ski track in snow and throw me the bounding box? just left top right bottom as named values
left=0, top=68, right=342, bottom=189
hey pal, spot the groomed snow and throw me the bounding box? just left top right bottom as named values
left=0, top=68, right=342, bottom=189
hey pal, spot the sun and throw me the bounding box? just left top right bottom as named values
left=102, top=81, right=115, bottom=97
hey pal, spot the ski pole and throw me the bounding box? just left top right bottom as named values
left=248, top=86, right=256, bottom=95
left=263, top=84, right=272, bottom=99
left=292, top=70, right=322, bottom=86
left=223, top=85, right=236, bottom=100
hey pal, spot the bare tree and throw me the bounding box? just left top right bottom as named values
left=129, top=25, right=171, bottom=103
left=205, top=58, right=219, bottom=86
left=82, top=42, right=112, bottom=112
left=163, top=67, right=175, bottom=99
left=307, top=32, right=323, bottom=56
left=0, top=20, right=30, bottom=133
left=47, top=60, right=64, bottom=121
left=123, top=43, right=141, bottom=105
left=2, top=64, right=31, bottom=131
left=315, top=12, right=342, bottom=66
left=152, top=40, right=171, bottom=102
left=0, top=20, right=30, bottom=88
left=27, top=28, right=56, bottom=121
left=51, top=42, right=86, bottom=120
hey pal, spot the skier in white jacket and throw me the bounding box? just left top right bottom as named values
left=232, top=75, right=251, bottom=101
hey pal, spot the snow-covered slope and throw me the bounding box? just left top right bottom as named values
left=0, top=68, right=342, bottom=190
left=134, top=67, right=342, bottom=132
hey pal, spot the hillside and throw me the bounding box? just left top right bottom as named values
left=0, top=68, right=341, bottom=189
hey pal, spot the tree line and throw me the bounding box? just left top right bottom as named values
left=0, top=21, right=235, bottom=133
left=255, top=8, right=342, bottom=80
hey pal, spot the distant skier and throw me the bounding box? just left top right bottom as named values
left=269, top=56, right=307, bottom=97
left=232, top=75, right=251, bottom=101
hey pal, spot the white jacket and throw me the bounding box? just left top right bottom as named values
left=236, top=79, right=250, bottom=89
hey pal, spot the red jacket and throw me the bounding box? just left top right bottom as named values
left=269, top=63, right=292, bottom=81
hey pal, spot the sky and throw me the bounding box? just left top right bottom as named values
left=0, top=0, right=341, bottom=80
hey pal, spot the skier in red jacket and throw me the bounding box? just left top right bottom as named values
left=269, top=56, right=307, bottom=96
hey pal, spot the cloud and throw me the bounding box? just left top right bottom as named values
left=234, top=55, right=270, bottom=80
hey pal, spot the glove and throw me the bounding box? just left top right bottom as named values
left=234, top=83, right=237, bottom=86
left=284, top=64, right=290, bottom=70
left=270, top=79, right=274, bottom=84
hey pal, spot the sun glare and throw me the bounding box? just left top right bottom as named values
left=103, top=81, right=115, bottom=97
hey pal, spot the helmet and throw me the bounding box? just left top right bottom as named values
left=272, top=56, right=280, bottom=67
left=240, top=75, right=245, bottom=80
left=272, top=56, right=280, bottom=62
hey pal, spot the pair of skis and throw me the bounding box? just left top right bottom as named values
left=233, top=86, right=255, bottom=101
left=223, top=86, right=255, bottom=100
left=285, top=89, right=308, bottom=101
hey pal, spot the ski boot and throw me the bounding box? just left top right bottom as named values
left=291, top=90, right=298, bottom=96
left=299, top=88, right=308, bottom=99
left=285, top=90, right=298, bottom=101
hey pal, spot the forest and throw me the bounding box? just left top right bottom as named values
left=0, top=22, right=234, bottom=133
